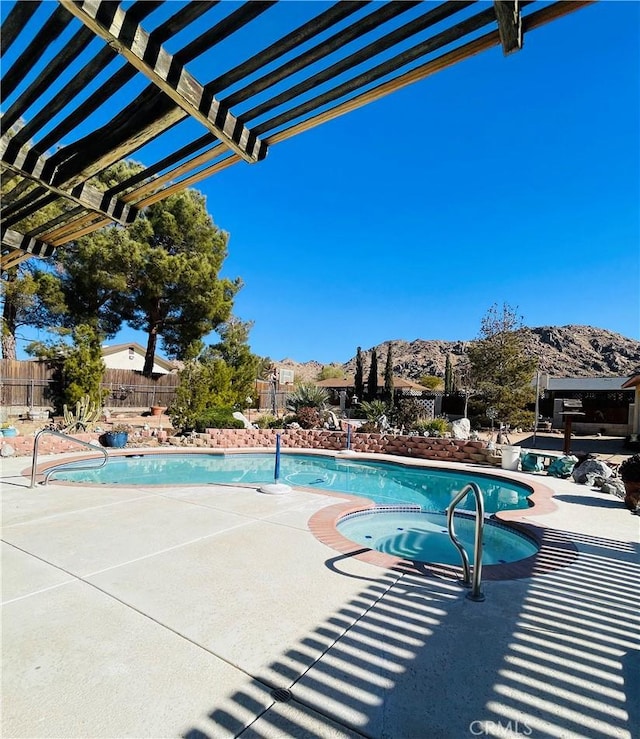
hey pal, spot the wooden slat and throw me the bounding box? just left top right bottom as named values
left=14, top=44, right=118, bottom=149
left=0, top=0, right=42, bottom=58
left=227, top=0, right=432, bottom=110
left=0, top=140, right=139, bottom=225
left=207, top=1, right=371, bottom=93
left=1, top=251, right=32, bottom=270
left=1, top=190, right=58, bottom=229
left=245, top=0, right=479, bottom=126
left=494, top=1, right=523, bottom=55
left=1, top=229, right=57, bottom=268
left=87, top=2, right=375, bottom=193
left=46, top=214, right=111, bottom=247
left=2, top=5, right=73, bottom=98
left=266, top=0, right=593, bottom=144
left=1, top=24, right=97, bottom=133
left=522, top=0, right=594, bottom=32
left=252, top=5, right=498, bottom=136
left=59, top=0, right=267, bottom=164
left=36, top=2, right=216, bottom=154
left=28, top=205, right=85, bottom=239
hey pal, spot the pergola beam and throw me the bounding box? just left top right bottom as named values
left=58, top=0, right=267, bottom=164
left=494, top=1, right=523, bottom=55
left=0, top=139, right=139, bottom=226
left=1, top=228, right=57, bottom=270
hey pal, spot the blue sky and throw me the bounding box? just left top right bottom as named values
left=11, top=1, right=640, bottom=364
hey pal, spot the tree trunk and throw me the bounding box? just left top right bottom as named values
left=1, top=331, right=17, bottom=360
left=1, top=294, right=18, bottom=360
left=143, top=326, right=158, bottom=377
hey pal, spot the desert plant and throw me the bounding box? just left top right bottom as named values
left=410, top=419, right=433, bottom=435
left=619, top=454, right=640, bottom=483
left=424, top=417, right=451, bottom=437
left=62, top=394, right=101, bottom=432
left=254, top=414, right=277, bottom=429
left=360, top=399, right=389, bottom=422
left=285, top=384, right=329, bottom=413
left=193, top=407, right=245, bottom=432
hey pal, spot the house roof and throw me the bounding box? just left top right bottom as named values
left=546, top=376, right=634, bottom=392
left=101, top=342, right=175, bottom=372
left=1, top=0, right=591, bottom=270
left=315, top=376, right=428, bottom=392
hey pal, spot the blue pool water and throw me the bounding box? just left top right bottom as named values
left=49, top=453, right=531, bottom=513
left=337, top=510, right=538, bottom=565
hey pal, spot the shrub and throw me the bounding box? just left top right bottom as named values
left=415, top=416, right=451, bottom=437
left=410, top=419, right=433, bottom=435
left=254, top=414, right=277, bottom=429
left=193, top=406, right=244, bottom=432
left=619, top=454, right=640, bottom=483
left=390, top=398, right=423, bottom=429
left=295, top=406, right=323, bottom=429
left=357, top=421, right=380, bottom=433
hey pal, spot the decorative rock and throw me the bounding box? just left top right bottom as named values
left=451, top=418, right=471, bottom=440
left=1, top=443, right=15, bottom=457
left=600, top=478, right=626, bottom=499
left=572, top=458, right=613, bottom=485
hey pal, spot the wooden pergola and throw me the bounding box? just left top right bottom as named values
left=1, top=0, right=592, bottom=271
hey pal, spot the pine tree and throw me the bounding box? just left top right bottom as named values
left=354, top=347, right=364, bottom=402
left=366, top=350, right=379, bottom=401
left=444, top=354, right=453, bottom=394
left=384, top=344, right=394, bottom=406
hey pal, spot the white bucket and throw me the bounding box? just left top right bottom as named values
left=501, top=445, right=521, bottom=471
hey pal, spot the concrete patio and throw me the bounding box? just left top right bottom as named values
left=2, top=452, right=638, bottom=739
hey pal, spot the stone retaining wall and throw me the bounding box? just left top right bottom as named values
left=3, top=428, right=500, bottom=466
left=169, top=428, right=500, bottom=465
left=1, top=432, right=99, bottom=456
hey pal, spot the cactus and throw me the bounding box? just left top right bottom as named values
left=62, top=395, right=101, bottom=432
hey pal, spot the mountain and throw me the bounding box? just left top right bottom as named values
left=274, top=326, right=640, bottom=382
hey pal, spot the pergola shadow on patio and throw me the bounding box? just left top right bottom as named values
left=1, top=453, right=638, bottom=738
left=1, top=0, right=591, bottom=269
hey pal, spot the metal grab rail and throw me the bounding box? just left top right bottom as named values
left=446, top=482, right=485, bottom=602
left=30, top=429, right=108, bottom=488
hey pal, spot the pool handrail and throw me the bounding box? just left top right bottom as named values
left=446, top=482, right=485, bottom=602
left=30, top=429, right=109, bottom=488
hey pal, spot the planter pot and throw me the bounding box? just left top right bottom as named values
left=150, top=406, right=166, bottom=416
left=623, top=480, right=640, bottom=511
left=1, top=428, right=18, bottom=437
left=101, top=431, right=128, bottom=448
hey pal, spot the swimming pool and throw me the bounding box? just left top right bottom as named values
left=337, top=509, right=538, bottom=565
left=47, top=452, right=532, bottom=513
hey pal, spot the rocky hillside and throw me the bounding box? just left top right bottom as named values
left=275, top=326, right=640, bottom=382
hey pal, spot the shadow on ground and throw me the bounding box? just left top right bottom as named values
left=515, top=433, right=629, bottom=458
left=182, top=529, right=639, bottom=739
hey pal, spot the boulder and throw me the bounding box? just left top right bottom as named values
left=572, top=458, right=614, bottom=485
left=451, top=418, right=471, bottom=440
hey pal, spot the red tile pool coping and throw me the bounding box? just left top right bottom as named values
left=306, top=460, right=577, bottom=581
left=28, top=448, right=577, bottom=580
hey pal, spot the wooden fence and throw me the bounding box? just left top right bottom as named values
left=0, top=360, right=179, bottom=410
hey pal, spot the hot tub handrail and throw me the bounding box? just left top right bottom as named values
left=446, top=482, right=485, bottom=602
left=30, top=429, right=108, bottom=488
